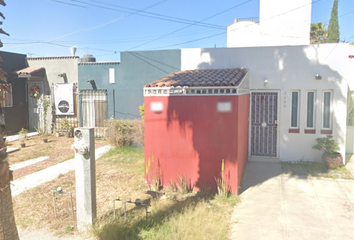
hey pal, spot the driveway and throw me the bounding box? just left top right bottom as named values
left=229, top=161, right=354, bottom=240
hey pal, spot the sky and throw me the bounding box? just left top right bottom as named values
left=1, top=0, right=353, bottom=62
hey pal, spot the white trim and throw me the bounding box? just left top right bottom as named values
left=322, top=90, right=333, bottom=130
left=144, top=86, right=249, bottom=97
left=290, top=90, right=300, bottom=129
left=305, top=90, right=316, bottom=129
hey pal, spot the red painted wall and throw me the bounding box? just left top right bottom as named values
left=144, top=94, right=250, bottom=194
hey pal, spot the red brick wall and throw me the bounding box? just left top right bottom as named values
left=144, top=94, right=250, bottom=194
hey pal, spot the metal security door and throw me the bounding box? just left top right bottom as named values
left=250, top=92, right=278, bottom=157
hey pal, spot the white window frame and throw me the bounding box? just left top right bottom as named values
left=290, top=90, right=300, bottom=129
left=322, top=90, right=333, bottom=130
left=306, top=90, right=316, bottom=129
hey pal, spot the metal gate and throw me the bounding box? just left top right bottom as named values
left=81, top=90, right=107, bottom=137
left=250, top=92, right=278, bottom=157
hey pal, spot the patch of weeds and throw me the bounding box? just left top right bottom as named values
left=178, top=174, right=193, bottom=194
left=281, top=161, right=354, bottom=179
left=215, top=194, right=241, bottom=207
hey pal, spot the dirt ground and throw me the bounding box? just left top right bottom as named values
left=7, top=134, right=107, bottom=180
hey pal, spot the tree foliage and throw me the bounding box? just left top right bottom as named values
left=310, top=22, right=328, bottom=43
left=327, top=0, right=340, bottom=43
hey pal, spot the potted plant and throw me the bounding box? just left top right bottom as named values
left=313, top=135, right=343, bottom=169
left=18, top=128, right=28, bottom=148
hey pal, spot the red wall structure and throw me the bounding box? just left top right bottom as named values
left=144, top=94, right=250, bottom=194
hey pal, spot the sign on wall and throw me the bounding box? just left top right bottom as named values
left=54, top=83, right=74, bottom=115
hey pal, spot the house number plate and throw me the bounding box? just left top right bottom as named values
left=261, top=122, right=267, bottom=128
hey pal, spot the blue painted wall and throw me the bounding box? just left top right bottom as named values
left=78, top=49, right=181, bottom=121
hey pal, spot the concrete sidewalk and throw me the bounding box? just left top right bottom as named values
left=230, top=161, right=354, bottom=240
left=11, top=145, right=112, bottom=197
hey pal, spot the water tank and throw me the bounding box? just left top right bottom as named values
left=81, top=54, right=96, bottom=62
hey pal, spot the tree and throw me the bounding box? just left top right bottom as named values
left=327, top=0, right=340, bottom=43
left=310, top=22, right=328, bottom=43
left=0, top=1, right=20, bottom=239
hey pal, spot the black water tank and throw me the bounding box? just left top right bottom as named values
left=81, top=54, right=96, bottom=62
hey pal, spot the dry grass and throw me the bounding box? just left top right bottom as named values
left=12, top=146, right=239, bottom=239
left=12, top=146, right=146, bottom=235
left=7, top=134, right=107, bottom=179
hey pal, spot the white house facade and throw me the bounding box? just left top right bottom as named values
left=180, top=43, right=354, bottom=162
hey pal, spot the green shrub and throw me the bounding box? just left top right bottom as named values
left=105, top=119, right=144, bottom=148
left=139, top=103, right=145, bottom=119
left=312, top=135, right=340, bottom=154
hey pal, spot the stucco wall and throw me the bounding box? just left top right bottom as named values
left=27, top=57, right=80, bottom=95
left=181, top=44, right=354, bottom=161
left=227, top=0, right=311, bottom=47
left=144, top=94, right=250, bottom=194
left=78, top=62, right=120, bottom=120
left=117, top=50, right=181, bottom=119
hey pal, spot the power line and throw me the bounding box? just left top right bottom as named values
left=126, top=0, right=254, bottom=51
left=127, top=51, right=180, bottom=71
left=7, top=0, right=169, bottom=50
left=156, top=31, right=226, bottom=49
left=47, top=0, right=86, bottom=8
left=128, top=51, right=171, bottom=74
left=49, top=0, right=225, bottom=30
left=156, top=0, right=328, bottom=50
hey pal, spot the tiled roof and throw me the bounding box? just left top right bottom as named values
left=15, top=66, right=44, bottom=75
left=27, top=56, right=80, bottom=60
left=145, top=68, right=247, bottom=88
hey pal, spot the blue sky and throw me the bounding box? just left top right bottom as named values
left=1, top=0, right=353, bottom=62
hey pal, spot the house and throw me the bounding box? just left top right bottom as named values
left=14, top=56, right=80, bottom=133
left=227, top=0, right=311, bottom=47
left=143, top=43, right=354, bottom=193
left=0, top=51, right=27, bottom=135
left=77, top=50, right=181, bottom=136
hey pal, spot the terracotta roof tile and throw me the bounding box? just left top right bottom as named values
left=145, top=68, right=247, bottom=88
left=15, top=66, right=44, bottom=75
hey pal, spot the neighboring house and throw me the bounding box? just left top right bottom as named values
left=78, top=61, right=120, bottom=137
left=77, top=50, right=181, bottom=133
left=19, top=56, right=80, bottom=132
left=227, top=0, right=311, bottom=47
left=0, top=51, right=28, bottom=135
